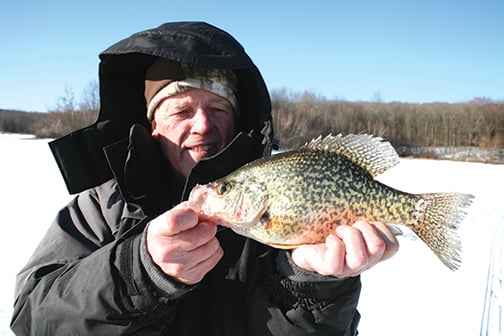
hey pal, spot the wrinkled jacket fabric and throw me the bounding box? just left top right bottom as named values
left=11, top=22, right=361, bottom=335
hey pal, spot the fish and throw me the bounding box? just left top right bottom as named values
left=188, top=134, right=474, bottom=270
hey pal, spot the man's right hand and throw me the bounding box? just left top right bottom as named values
left=146, top=202, right=224, bottom=285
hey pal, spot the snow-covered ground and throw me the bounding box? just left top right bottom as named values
left=359, top=156, right=504, bottom=335
left=0, top=133, right=503, bottom=335
left=0, top=134, right=74, bottom=336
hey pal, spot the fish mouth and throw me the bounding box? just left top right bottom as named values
left=188, top=184, right=252, bottom=228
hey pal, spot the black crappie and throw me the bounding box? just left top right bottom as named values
left=188, top=134, right=474, bottom=270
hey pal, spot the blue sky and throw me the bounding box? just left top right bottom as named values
left=1, top=0, right=503, bottom=112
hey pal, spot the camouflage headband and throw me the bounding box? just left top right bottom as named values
left=146, top=62, right=238, bottom=121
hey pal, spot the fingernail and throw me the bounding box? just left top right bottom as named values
left=335, top=226, right=347, bottom=236
left=326, top=233, right=338, bottom=246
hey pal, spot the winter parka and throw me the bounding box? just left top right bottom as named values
left=11, top=22, right=361, bottom=335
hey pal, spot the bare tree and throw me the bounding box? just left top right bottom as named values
left=79, top=80, right=100, bottom=112
left=54, top=85, right=76, bottom=113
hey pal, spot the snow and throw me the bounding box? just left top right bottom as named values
left=0, top=134, right=73, bottom=336
left=0, top=133, right=503, bottom=335
left=359, top=158, right=504, bottom=335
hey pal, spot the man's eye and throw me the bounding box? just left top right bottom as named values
left=169, top=109, right=193, bottom=119
left=208, top=107, right=224, bottom=115
left=210, top=105, right=232, bottom=114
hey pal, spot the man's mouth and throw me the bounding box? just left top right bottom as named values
left=191, top=144, right=213, bottom=152
left=187, top=144, right=222, bottom=158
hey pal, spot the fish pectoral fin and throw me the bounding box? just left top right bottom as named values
left=232, top=188, right=268, bottom=226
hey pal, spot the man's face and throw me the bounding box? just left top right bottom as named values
left=151, top=88, right=236, bottom=180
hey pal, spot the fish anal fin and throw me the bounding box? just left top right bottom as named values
left=266, top=242, right=302, bottom=249
left=386, top=223, right=403, bottom=236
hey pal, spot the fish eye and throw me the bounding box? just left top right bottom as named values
left=217, top=182, right=232, bottom=195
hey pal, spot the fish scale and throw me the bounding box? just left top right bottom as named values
left=189, top=134, right=474, bottom=270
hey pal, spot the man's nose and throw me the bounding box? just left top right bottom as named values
left=190, top=108, right=212, bottom=134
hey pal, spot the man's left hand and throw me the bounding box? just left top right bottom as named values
left=291, top=220, right=399, bottom=278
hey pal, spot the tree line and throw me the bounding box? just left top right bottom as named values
left=1, top=86, right=502, bottom=162
left=0, top=83, right=98, bottom=138
left=271, top=89, right=503, bottom=151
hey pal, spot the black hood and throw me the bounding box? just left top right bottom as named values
left=49, top=22, right=274, bottom=194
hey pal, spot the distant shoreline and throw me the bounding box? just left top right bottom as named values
left=397, top=146, right=504, bottom=164
left=2, top=132, right=502, bottom=164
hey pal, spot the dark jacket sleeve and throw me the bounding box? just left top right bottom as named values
left=251, top=251, right=361, bottom=336
left=10, top=180, right=182, bottom=335
left=11, top=178, right=361, bottom=336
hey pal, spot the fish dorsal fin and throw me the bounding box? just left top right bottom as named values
left=301, top=134, right=400, bottom=177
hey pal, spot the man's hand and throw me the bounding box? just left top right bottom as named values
left=291, top=221, right=399, bottom=278
left=146, top=202, right=223, bottom=285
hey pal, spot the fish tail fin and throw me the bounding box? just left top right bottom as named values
left=410, top=192, right=474, bottom=271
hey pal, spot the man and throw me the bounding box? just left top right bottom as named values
left=11, top=22, right=398, bottom=335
